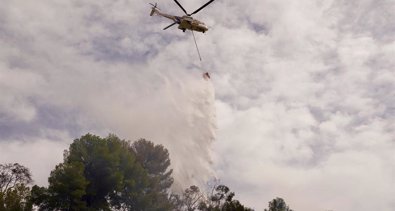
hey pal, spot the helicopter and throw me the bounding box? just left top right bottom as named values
left=149, top=0, right=215, bottom=33
left=149, top=0, right=215, bottom=78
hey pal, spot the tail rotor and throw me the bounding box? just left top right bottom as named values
left=149, top=3, right=158, bottom=8
left=149, top=3, right=159, bottom=16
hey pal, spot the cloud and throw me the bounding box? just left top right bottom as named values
left=209, top=0, right=395, bottom=210
left=0, top=137, right=70, bottom=186
left=1, top=0, right=395, bottom=210
left=0, top=0, right=216, bottom=190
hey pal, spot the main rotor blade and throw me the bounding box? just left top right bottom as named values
left=173, top=0, right=188, bottom=15
left=163, top=22, right=177, bottom=30
left=190, top=0, right=215, bottom=15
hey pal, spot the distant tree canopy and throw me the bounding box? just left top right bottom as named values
left=204, top=184, right=253, bottom=211
left=171, top=184, right=253, bottom=211
left=31, top=134, right=174, bottom=211
left=0, top=163, right=33, bottom=211
left=264, top=197, right=293, bottom=211
left=2, top=133, right=296, bottom=211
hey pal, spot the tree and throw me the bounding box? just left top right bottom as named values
left=200, top=185, right=253, bottom=211
left=264, top=197, right=293, bottom=211
left=131, top=139, right=173, bottom=191
left=130, top=139, right=174, bottom=210
left=30, top=185, right=52, bottom=211
left=172, top=184, right=253, bottom=211
left=32, top=134, right=150, bottom=211
left=171, top=185, right=204, bottom=211
left=46, top=162, right=88, bottom=210
left=0, top=163, right=33, bottom=211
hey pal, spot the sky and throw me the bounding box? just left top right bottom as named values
left=0, top=0, right=395, bottom=210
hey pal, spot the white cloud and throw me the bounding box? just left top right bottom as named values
left=0, top=137, right=70, bottom=186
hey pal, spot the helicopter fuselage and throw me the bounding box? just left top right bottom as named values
left=151, top=8, right=208, bottom=33
left=176, top=16, right=208, bottom=33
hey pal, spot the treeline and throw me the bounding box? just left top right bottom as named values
left=0, top=134, right=293, bottom=211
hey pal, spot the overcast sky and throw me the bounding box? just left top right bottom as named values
left=1, top=0, right=395, bottom=210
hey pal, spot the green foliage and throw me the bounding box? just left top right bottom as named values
left=32, top=134, right=177, bottom=211
left=175, top=185, right=204, bottom=211
left=32, top=134, right=147, bottom=210
left=0, top=163, right=33, bottom=211
left=0, top=184, right=33, bottom=211
left=48, top=162, right=88, bottom=210
left=131, top=139, right=174, bottom=191
left=30, top=185, right=51, bottom=211
left=130, top=139, right=174, bottom=210
left=200, top=185, right=253, bottom=211
left=0, top=163, right=33, bottom=193
left=172, top=185, right=253, bottom=211
left=264, top=197, right=293, bottom=211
